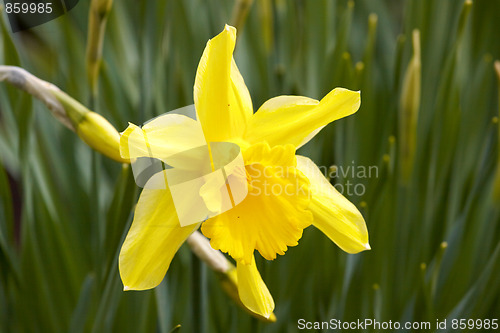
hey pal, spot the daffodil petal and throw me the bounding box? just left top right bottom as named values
left=296, top=155, right=370, bottom=253
left=119, top=184, right=199, bottom=290
left=194, top=25, right=253, bottom=142
left=237, top=256, right=275, bottom=319
left=244, top=88, right=360, bottom=148
left=119, top=113, right=206, bottom=161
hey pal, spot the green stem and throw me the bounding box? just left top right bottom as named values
left=191, top=252, right=205, bottom=333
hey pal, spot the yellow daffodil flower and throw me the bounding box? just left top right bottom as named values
left=118, top=25, right=369, bottom=319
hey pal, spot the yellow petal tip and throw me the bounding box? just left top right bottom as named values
left=268, top=313, right=277, bottom=322
left=223, top=24, right=237, bottom=36
left=123, top=286, right=131, bottom=291
left=364, top=243, right=371, bottom=250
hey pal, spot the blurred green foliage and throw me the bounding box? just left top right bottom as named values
left=1, top=0, right=500, bottom=332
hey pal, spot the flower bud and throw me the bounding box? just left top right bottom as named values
left=493, top=61, right=500, bottom=201
left=0, top=65, right=128, bottom=163
left=398, top=30, right=421, bottom=184
left=86, top=0, right=114, bottom=94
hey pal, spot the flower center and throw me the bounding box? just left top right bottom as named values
left=201, top=142, right=313, bottom=264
